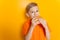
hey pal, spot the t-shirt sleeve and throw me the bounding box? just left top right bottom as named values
left=22, top=20, right=31, bottom=36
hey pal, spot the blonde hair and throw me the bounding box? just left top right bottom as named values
left=26, top=2, right=38, bottom=13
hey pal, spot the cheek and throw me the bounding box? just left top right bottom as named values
left=31, top=13, right=34, bottom=17
left=36, top=12, right=39, bottom=16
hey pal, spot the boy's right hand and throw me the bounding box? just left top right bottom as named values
left=31, top=17, right=40, bottom=27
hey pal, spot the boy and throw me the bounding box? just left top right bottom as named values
left=22, top=2, right=50, bottom=40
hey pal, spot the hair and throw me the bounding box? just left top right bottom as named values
left=26, top=2, right=38, bottom=13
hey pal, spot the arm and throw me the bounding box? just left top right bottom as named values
left=25, top=25, right=35, bottom=40
left=39, top=18, right=50, bottom=40
left=25, top=18, right=40, bottom=40
left=45, top=25, right=50, bottom=40
left=42, top=20, right=50, bottom=40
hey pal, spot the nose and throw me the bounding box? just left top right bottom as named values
left=34, top=12, right=36, bottom=16
left=34, top=12, right=38, bottom=16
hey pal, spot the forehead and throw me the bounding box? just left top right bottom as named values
left=29, top=6, right=38, bottom=12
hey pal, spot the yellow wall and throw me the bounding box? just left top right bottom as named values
left=0, top=0, right=60, bottom=40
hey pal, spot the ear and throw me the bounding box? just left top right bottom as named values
left=26, top=13, right=29, bottom=17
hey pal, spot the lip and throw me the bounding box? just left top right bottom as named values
left=34, top=16, right=40, bottom=18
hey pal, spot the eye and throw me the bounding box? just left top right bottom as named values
left=31, top=11, right=34, bottom=13
left=36, top=10, right=38, bottom=12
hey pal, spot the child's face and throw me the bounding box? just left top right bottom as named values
left=28, top=6, right=40, bottom=19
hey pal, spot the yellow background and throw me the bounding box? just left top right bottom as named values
left=0, top=0, right=60, bottom=40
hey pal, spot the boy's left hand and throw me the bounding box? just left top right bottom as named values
left=39, top=18, right=48, bottom=29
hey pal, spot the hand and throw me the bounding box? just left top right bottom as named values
left=39, top=18, right=48, bottom=29
left=31, top=17, right=40, bottom=27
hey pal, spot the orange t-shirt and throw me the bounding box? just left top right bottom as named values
left=22, top=19, right=47, bottom=40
